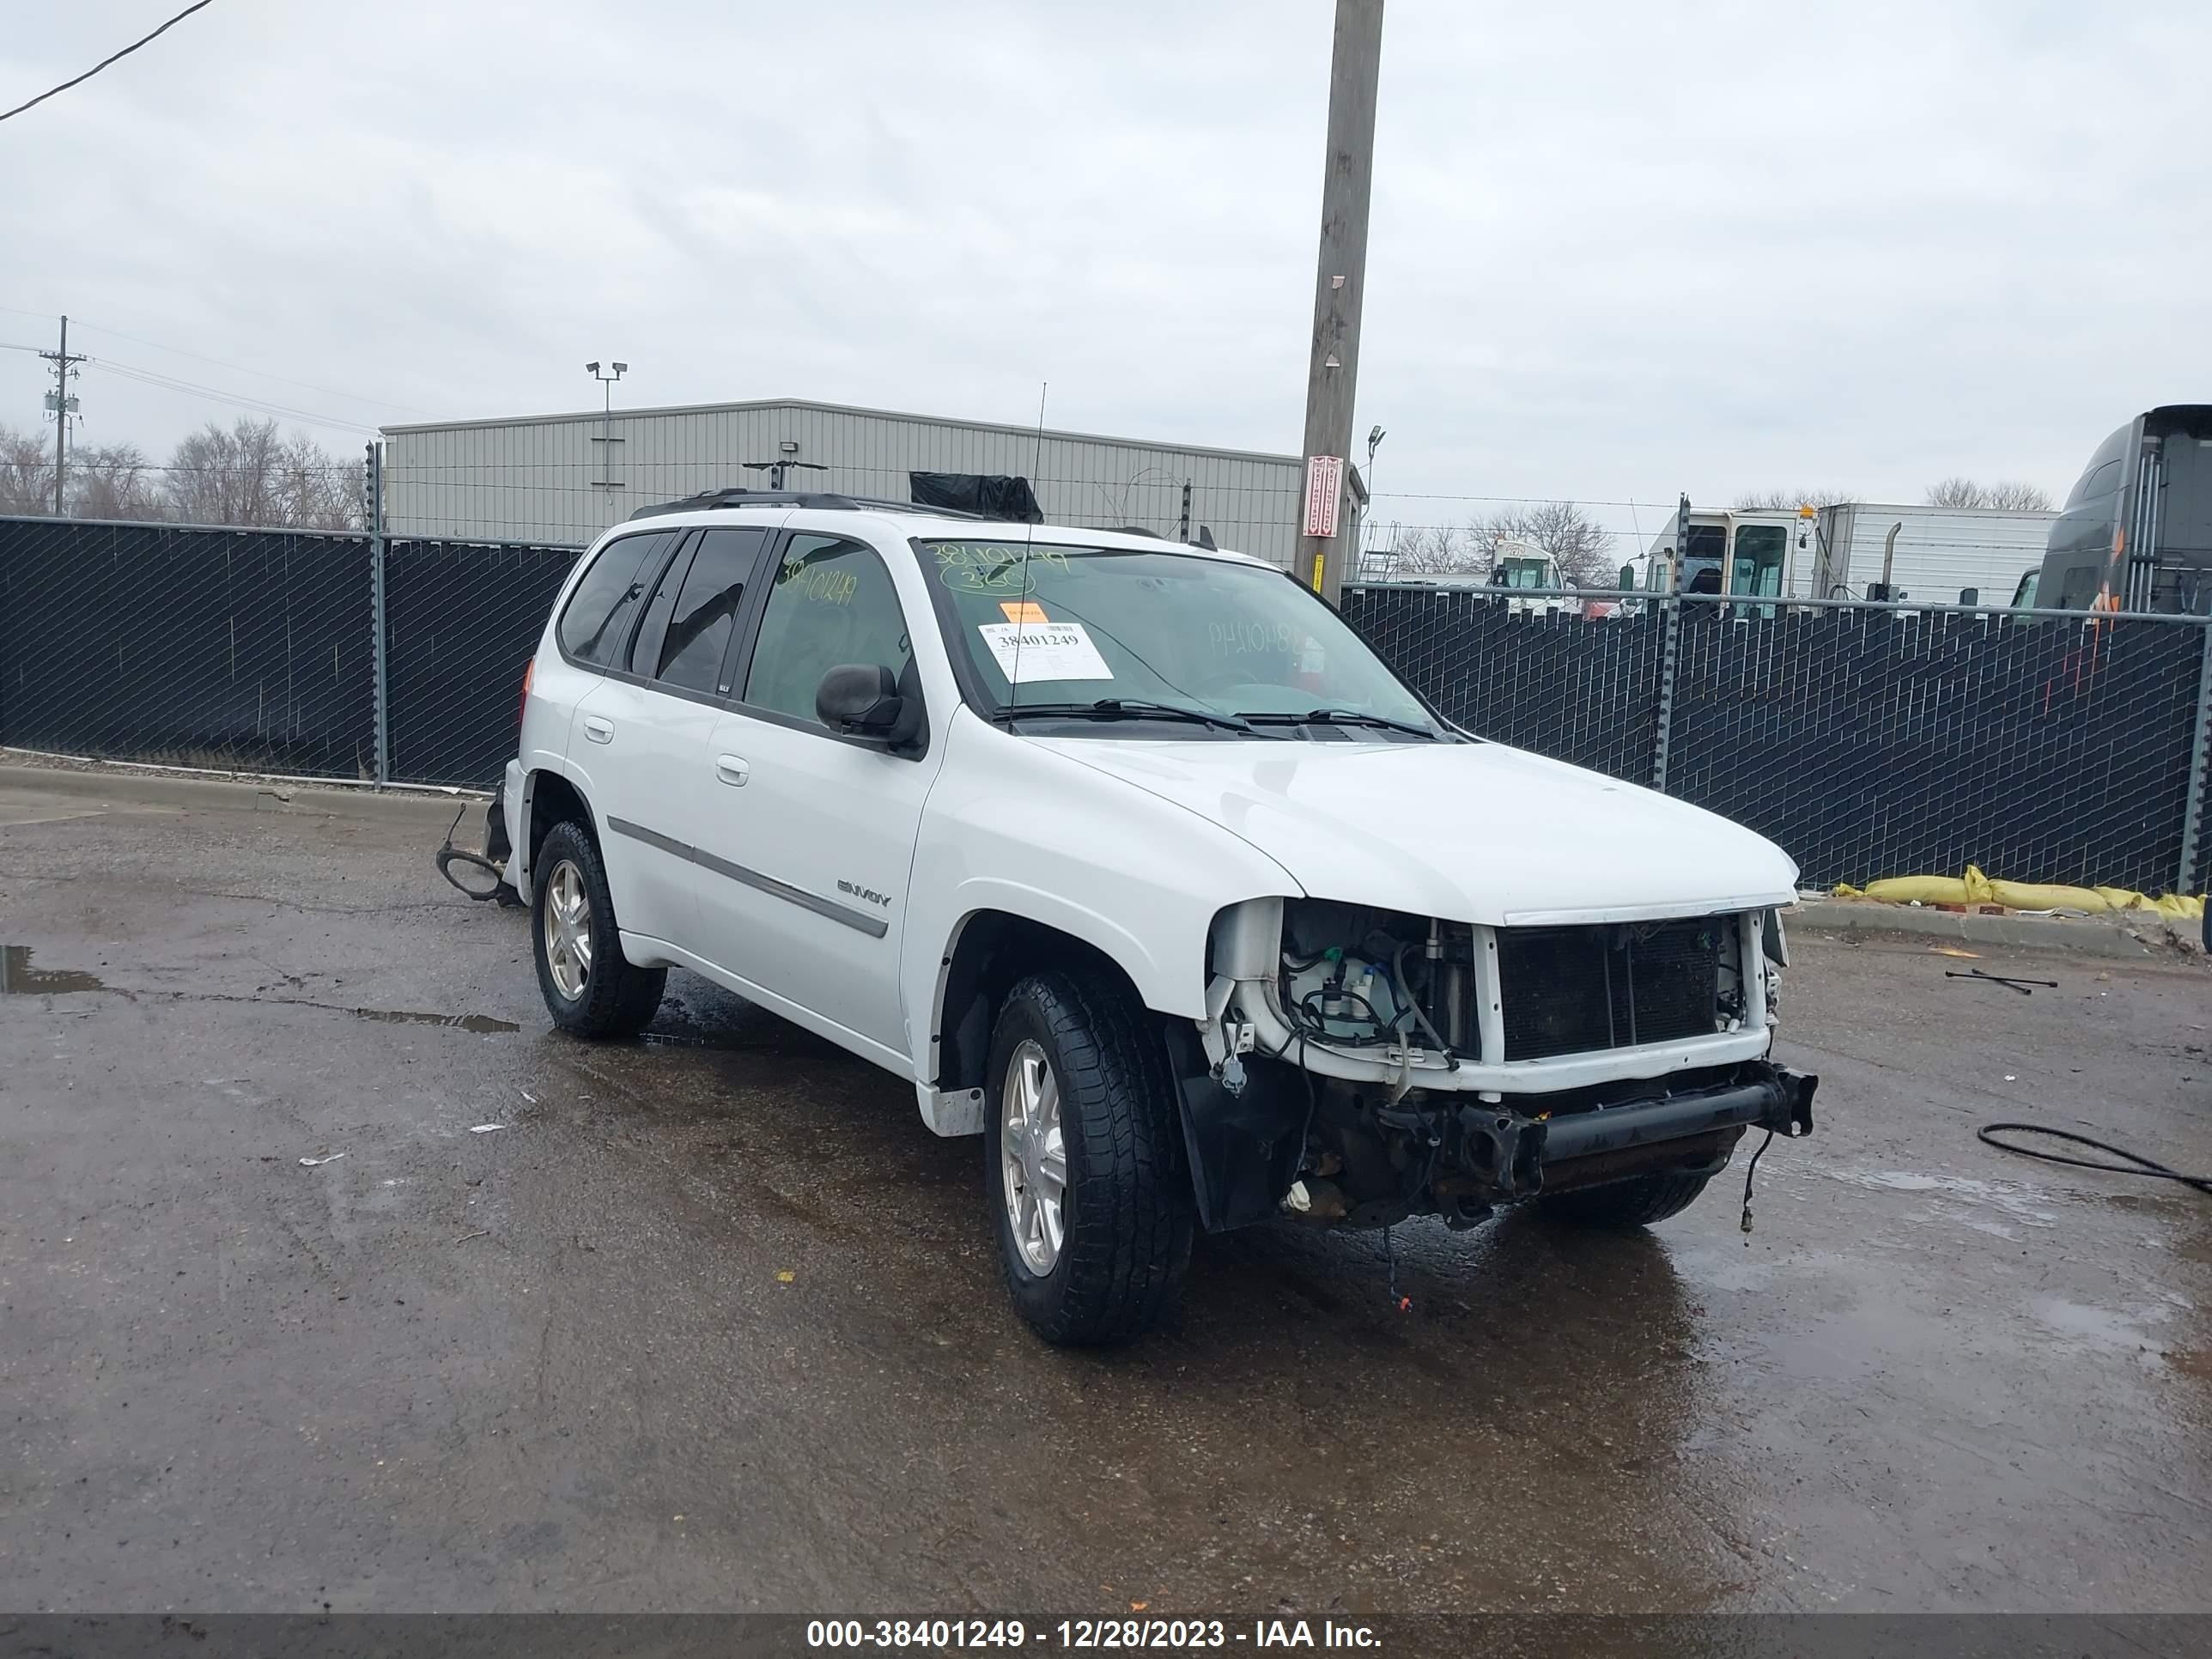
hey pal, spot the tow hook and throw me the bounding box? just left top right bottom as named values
left=1774, top=1067, right=1818, bottom=1137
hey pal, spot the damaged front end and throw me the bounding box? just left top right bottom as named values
left=1174, top=896, right=1818, bottom=1233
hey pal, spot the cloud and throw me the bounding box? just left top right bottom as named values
left=2, top=0, right=2207, bottom=544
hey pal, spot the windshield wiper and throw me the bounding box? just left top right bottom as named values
left=1237, top=708, right=1439, bottom=738
left=999, top=698, right=1260, bottom=735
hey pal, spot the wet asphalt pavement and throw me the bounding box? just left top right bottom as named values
left=2, top=764, right=2207, bottom=1616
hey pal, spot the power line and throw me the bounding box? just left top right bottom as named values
left=0, top=1, right=218, bottom=125
left=0, top=304, right=424, bottom=415
left=85, top=357, right=378, bottom=434
left=65, top=318, right=429, bottom=416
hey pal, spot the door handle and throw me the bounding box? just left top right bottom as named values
left=582, top=716, right=614, bottom=744
left=715, top=754, right=750, bottom=787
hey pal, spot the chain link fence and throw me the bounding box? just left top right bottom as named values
left=0, top=517, right=378, bottom=777
left=0, top=515, right=577, bottom=787
left=384, top=538, right=580, bottom=786
left=1344, top=585, right=2212, bottom=894
left=7, top=514, right=2210, bottom=897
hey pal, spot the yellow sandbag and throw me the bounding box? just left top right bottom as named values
left=1857, top=865, right=1993, bottom=905
left=1988, top=880, right=2111, bottom=913
left=1856, top=876, right=1972, bottom=903
left=1832, top=870, right=2203, bottom=917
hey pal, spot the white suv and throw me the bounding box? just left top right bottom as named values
left=501, top=491, right=1817, bottom=1344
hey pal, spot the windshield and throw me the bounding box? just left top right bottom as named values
left=920, top=540, right=1441, bottom=738
left=1496, top=557, right=1549, bottom=589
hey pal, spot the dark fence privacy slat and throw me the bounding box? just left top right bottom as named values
left=0, top=518, right=375, bottom=777
left=3, top=520, right=2203, bottom=896
left=1344, top=587, right=2204, bottom=892
left=384, top=538, right=580, bottom=787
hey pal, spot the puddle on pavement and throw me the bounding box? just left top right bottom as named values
left=2029, top=1294, right=2180, bottom=1360
left=1820, top=1166, right=2061, bottom=1231
left=1, top=945, right=518, bottom=1032
left=351, top=1007, right=520, bottom=1035
left=0, top=945, right=106, bottom=996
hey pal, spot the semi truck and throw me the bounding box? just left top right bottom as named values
left=2026, top=405, right=2212, bottom=613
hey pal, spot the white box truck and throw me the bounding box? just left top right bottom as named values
left=1808, top=504, right=2056, bottom=605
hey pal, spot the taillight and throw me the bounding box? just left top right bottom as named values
left=519, top=658, right=535, bottom=728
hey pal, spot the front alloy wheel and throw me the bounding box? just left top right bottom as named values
left=1000, top=1038, right=1068, bottom=1273
left=542, top=857, right=593, bottom=1000
left=982, top=970, right=1194, bottom=1345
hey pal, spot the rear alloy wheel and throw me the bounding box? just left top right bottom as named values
left=542, top=859, right=593, bottom=999
left=531, top=819, right=665, bottom=1039
left=984, top=970, right=1193, bottom=1346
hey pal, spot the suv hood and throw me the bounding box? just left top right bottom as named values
left=1034, top=736, right=1800, bottom=925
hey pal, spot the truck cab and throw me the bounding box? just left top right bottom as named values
left=2032, top=405, right=2212, bottom=613
left=1642, top=508, right=1799, bottom=604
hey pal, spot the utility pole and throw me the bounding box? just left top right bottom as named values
left=1297, top=0, right=1384, bottom=605
left=40, top=315, right=86, bottom=516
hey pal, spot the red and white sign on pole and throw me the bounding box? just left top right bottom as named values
left=1304, top=454, right=1344, bottom=538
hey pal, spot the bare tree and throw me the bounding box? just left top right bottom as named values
left=160, top=418, right=362, bottom=529
left=1389, top=520, right=1484, bottom=575
left=1924, top=477, right=2054, bottom=511
left=0, top=424, right=57, bottom=515
left=1734, top=488, right=1855, bottom=511
left=1984, top=480, right=2054, bottom=512
left=1468, top=501, right=1613, bottom=586
left=273, top=431, right=363, bottom=530
left=67, top=442, right=165, bottom=521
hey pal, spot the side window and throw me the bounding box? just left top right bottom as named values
left=658, top=527, right=768, bottom=696
left=558, top=531, right=672, bottom=667
left=626, top=532, right=698, bottom=678
left=2058, top=562, right=2103, bottom=610
left=742, top=536, right=913, bottom=727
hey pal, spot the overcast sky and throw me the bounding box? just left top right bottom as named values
left=3, top=0, right=2207, bottom=544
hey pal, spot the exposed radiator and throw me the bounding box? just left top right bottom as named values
left=1496, top=916, right=1727, bottom=1060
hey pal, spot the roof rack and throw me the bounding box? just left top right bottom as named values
left=628, top=488, right=988, bottom=522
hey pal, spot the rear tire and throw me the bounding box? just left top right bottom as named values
left=984, top=969, right=1194, bottom=1346
left=1540, top=1169, right=1714, bottom=1229
left=532, top=819, right=665, bottom=1039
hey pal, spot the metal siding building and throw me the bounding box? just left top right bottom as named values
left=381, top=398, right=1307, bottom=564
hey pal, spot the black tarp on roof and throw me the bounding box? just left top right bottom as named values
left=908, top=472, right=1042, bottom=524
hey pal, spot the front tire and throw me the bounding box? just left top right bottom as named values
left=532, top=819, right=665, bottom=1039
left=1540, top=1168, right=1714, bottom=1229
left=984, top=970, right=1193, bottom=1346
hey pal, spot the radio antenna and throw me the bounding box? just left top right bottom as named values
left=1007, top=380, right=1048, bottom=714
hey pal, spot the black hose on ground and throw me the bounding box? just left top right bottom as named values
left=1978, top=1122, right=2212, bottom=1197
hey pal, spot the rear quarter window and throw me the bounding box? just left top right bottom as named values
left=558, top=531, right=673, bottom=667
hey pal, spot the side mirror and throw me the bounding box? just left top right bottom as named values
left=816, top=663, right=902, bottom=737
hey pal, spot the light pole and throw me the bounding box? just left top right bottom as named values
left=586, top=360, right=627, bottom=493
left=1359, top=424, right=1386, bottom=577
